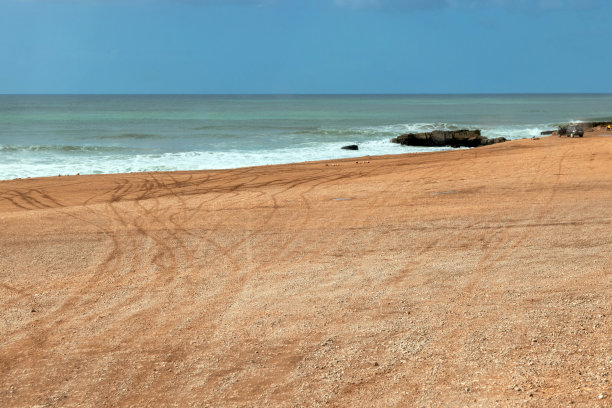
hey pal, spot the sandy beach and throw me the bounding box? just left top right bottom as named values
left=1, top=131, right=611, bottom=407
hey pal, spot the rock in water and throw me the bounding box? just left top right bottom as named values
left=391, top=130, right=506, bottom=148
left=341, top=145, right=359, bottom=150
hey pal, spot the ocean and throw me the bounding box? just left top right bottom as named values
left=1, top=94, right=611, bottom=180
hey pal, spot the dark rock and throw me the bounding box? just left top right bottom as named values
left=391, top=129, right=506, bottom=148
left=480, top=136, right=507, bottom=146
left=341, top=144, right=359, bottom=150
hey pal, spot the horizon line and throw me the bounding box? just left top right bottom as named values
left=2, top=92, right=612, bottom=96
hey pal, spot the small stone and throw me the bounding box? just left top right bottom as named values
left=599, top=393, right=606, bottom=400
left=373, top=362, right=379, bottom=367
left=465, top=387, right=471, bottom=393
left=31, top=309, right=36, bottom=313
left=341, top=144, right=358, bottom=150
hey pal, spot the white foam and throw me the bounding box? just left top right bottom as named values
left=481, top=126, right=549, bottom=140
left=0, top=122, right=559, bottom=180
left=0, top=139, right=451, bottom=180
left=345, top=122, right=464, bottom=136
left=340, top=122, right=550, bottom=141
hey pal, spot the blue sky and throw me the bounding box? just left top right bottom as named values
left=0, top=0, right=611, bottom=94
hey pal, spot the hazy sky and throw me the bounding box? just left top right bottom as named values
left=1, top=0, right=611, bottom=94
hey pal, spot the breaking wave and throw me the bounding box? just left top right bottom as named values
left=0, top=144, right=130, bottom=153
left=98, top=133, right=164, bottom=140
left=0, top=122, right=570, bottom=180
left=290, top=122, right=553, bottom=141
left=0, top=139, right=449, bottom=180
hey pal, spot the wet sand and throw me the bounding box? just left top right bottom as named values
left=1, top=131, right=611, bottom=407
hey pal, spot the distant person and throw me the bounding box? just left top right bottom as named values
left=607, top=124, right=611, bottom=131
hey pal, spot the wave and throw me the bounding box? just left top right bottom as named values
left=0, top=144, right=130, bottom=153
left=98, top=133, right=163, bottom=140
left=191, top=125, right=216, bottom=131
left=0, top=139, right=449, bottom=180
left=0, top=120, right=579, bottom=180
left=481, top=125, right=550, bottom=139
left=289, top=122, right=554, bottom=141
left=291, top=122, right=466, bottom=138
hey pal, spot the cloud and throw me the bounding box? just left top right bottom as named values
left=332, top=0, right=606, bottom=11
left=5, top=0, right=278, bottom=3
left=6, top=0, right=606, bottom=11
left=333, top=0, right=446, bottom=10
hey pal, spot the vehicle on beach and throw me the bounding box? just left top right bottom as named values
left=566, top=125, right=584, bottom=138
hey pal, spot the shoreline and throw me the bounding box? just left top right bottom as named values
left=1, top=130, right=611, bottom=406
left=3, top=122, right=610, bottom=183
left=3, top=93, right=612, bottom=182
left=0, top=132, right=570, bottom=184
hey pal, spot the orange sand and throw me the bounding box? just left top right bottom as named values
left=1, top=131, right=611, bottom=406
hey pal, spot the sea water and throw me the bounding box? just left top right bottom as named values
left=1, top=94, right=611, bottom=180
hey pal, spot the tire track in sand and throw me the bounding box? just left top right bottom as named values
left=411, top=142, right=573, bottom=406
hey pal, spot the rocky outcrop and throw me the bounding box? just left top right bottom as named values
left=391, top=129, right=506, bottom=148
left=582, top=121, right=611, bottom=128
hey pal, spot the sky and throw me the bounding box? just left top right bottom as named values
left=0, top=0, right=611, bottom=94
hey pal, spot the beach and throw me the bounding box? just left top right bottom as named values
left=1, top=130, right=611, bottom=406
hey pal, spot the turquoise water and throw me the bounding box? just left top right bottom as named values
left=1, top=94, right=611, bottom=180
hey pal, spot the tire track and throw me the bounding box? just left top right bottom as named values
left=330, top=144, right=567, bottom=405
left=411, top=142, right=574, bottom=406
